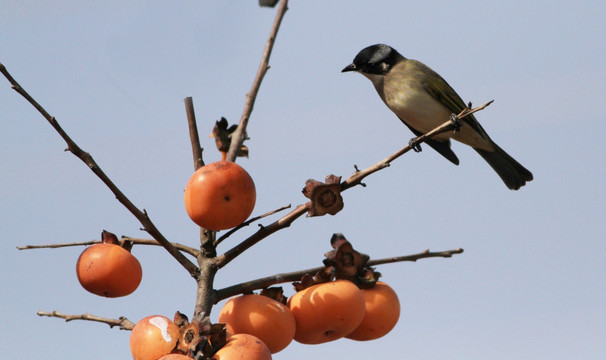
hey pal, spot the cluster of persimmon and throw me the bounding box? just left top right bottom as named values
left=127, top=277, right=400, bottom=360
left=129, top=313, right=272, bottom=360
left=75, top=159, right=401, bottom=360
left=220, top=278, right=400, bottom=350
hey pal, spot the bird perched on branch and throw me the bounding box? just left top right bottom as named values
left=342, top=44, right=533, bottom=190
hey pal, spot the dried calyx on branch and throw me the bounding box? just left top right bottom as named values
left=293, top=233, right=380, bottom=291
left=211, top=117, right=249, bottom=161
left=173, top=311, right=227, bottom=359
left=302, top=175, right=344, bottom=217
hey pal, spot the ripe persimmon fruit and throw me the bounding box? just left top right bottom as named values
left=130, top=315, right=180, bottom=360
left=76, top=242, right=142, bottom=297
left=184, top=161, right=256, bottom=230
left=218, top=294, right=295, bottom=353
left=157, top=355, right=193, bottom=360
left=213, top=333, right=272, bottom=360
left=346, top=281, right=401, bottom=341
left=288, top=280, right=366, bottom=344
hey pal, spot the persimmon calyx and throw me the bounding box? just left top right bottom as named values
left=171, top=312, right=228, bottom=359
left=211, top=117, right=249, bottom=159
left=302, top=174, right=344, bottom=217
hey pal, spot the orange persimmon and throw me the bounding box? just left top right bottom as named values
left=213, top=334, right=272, bottom=360
left=346, top=281, right=400, bottom=341
left=288, top=280, right=366, bottom=344
left=76, top=242, right=142, bottom=297
left=218, top=294, right=295, bottom=353
left=157, top=355, right=193, bottom=360
left=130, top=315, right=180, bottom=360
left=184, top=161, right=256, bottom=230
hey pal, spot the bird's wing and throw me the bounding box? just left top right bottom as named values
left=421, top=65, right=490, bottom=140
left=399, top=116, right=460, bottom=165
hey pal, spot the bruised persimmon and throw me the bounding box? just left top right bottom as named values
left=184, top=161, right=256, bottom=230
left=130, top=315, right=180, bottom=360
left=218, top=294, right=295, bottom=353
left=76, top=243, right=142, bottom=297
left=288, top=280, right=366, bottom=344
left=213, top=334, right=272, bottom=360
left=346, top=281, right=400, bottom=341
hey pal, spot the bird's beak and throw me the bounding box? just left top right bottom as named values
left=341, top=63, right=357, bottom=73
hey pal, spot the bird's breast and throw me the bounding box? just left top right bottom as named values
left=383, top=80, right=451, bottom=135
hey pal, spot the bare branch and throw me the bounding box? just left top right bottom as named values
left=184, top=97, right=204, bottom=170
left=214, top=203, right=309, bottom=268
left=225, top=0, right=289, bottom=162
left=17, top=238, right=200, bottom=257
left=0, top=63, right=200, bottom=279
left=367, top=248, right=464, bottom=266
left=213, top=204, right=292, bottom=247
left=17, top=241, right=99, bottom=250
left=37, top=310, right=135, bottom=331
left=214, top=248, right=464, bottom=301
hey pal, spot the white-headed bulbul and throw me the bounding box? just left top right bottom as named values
left=342, top=44, right=533, bottom=190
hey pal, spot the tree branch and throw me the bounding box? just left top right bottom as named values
left=214, top=248, right=464, bottom=301
left=225, top=0, right=289, bottom=162
left=214, top=203, right=309, bottom=268
left=184, top=97, right=204, bottom=170
left=0, top=63, right=200, bottom=279
left=17, top=238, right=200, bottom=257
left=213, top=204, right=291, bottom=247
left=37, top=310, right=135, bottom=331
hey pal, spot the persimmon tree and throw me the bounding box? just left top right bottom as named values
left=0, top=0, right=490, bottom=358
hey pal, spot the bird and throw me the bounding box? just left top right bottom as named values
left=342, top=44, right=533, bottom=190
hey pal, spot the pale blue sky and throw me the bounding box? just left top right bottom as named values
left=1, top=1, right=605, bottom=359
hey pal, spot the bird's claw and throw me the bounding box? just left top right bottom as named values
left=409, top=138, right=422, bottom=152
left=450, top=113, right=461, bottom=132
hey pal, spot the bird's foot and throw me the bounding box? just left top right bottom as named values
left=450, top=113, right=461, bottom=132
left=408, top=137, right=422, bottom=152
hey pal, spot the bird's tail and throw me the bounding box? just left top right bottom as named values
left=474, top=144, right=533, bottom=190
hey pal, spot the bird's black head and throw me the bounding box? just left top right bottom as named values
left=342, top=44, right=404, bottom=75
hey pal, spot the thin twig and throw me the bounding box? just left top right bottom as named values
left=214, top=203, right=310, bottom=268
left=213, top=204, right=292, bottom=247
left=225, top=0, right=289, bottom=162
left=341, top=101, right=494, bottom=190
left=17, top=239, right=200, bottom=257
left=184, top=96, right=204, bottom=170
left=37, top=310, right=135, bottom=331
left=214, top=248, right=464, bottom=301
left=0, top=63, right=200, bottom=279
